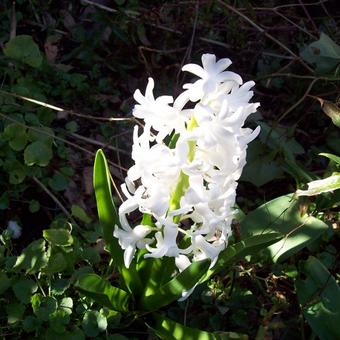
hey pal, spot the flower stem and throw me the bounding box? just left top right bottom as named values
left=168, top=117, right=197, bottom=221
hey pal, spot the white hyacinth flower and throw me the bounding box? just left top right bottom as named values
left=113, top=53, right=260, bottom=297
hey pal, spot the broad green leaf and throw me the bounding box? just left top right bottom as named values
left=240, top=194, right=328, bottom=262
left=241, top=140, right=284, bottom=186
left=60, top=297, right=73, bottom=315
left=24, top=140, right=53, bottom=166
left=300, top=32, right=340, bottom=73
left=71, top=204, right=92, bottom=224
left=3, top=123, right=28, bottom=151
left=43, top=251, right=67, bottom=275
left=31, top=294, right=58, bottom=321
left=94, top=150, right=143, bottom=295
left=4, top=35, right=43, bottom=68
left=75, top=273, right=129, bottom=312
left=147, top=313, right=246, bottom=340
left=49, top=309, right=70, bottom=334
left=93, top=150, right=122, bottom=263
left=139, top=259, right=210, bottom=311
left=319, top=152, right=340, bottom=165
left=12, top=239, right=49, bottom=274
left=296, top=256, right=340, bottom=340
left=43, top=228, right=73, bottom=246
left=51, top=278, right=70, bottom=295
left=201, top=233, right=283, bottom=282
left=48, top=171, right=69, bottom=191
left=296, top=173, right=340, bottom=196
left=136, top=254, right=175, bottom=297
left=12, top=278, right=38, bottom=304
left=82, top=310, right=107, bottom=338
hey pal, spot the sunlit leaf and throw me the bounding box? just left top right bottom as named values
left=240, top=194, right=328, bottom=262
left=296, top=173, right=340, bottom=196
left=43, top=228, right=73, bottom=246
left=139, top=259, right=210, bottom=311
left=75, top=273, right=129, bottom=312
left=93, top=150, right=122, bottom=263
left=147, top=313, right=247, bottom=340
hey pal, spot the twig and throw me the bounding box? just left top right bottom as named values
left=177, top=0, right=200, bottom=83
left=0, top=112, right=126, bottom=177
left=0, top=90, right=134, bottom=122
left=217, top=0, right=314, bottom=73
left=81, top=0, right=117, bottom=13
left=298, top=0, right=319, bottom=35
left=277, top=78, right=320, bottom=123
left=10, top=1, right=16, bottom=40
left=32, top=176, right=75, bottom=223
left=70, top=133, right=129, bottom=155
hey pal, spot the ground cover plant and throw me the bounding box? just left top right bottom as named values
left=0, top=1, right=339, bottom=339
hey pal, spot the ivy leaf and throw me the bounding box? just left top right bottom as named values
left=3, top=123, right=28, bottom=151
left=4, top=35, right=43, bottom=68
left=12, top=278, right=38, bottom=304
left=24, top=140, right=53, bottom=166
left=43, top=228, right=73, bottom=247
left=82, top=310, right=107, bottom=338
left=12, top=239, right=49, bottom=274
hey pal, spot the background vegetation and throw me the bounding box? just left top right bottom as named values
left=0, top=0, right=339, bottom=339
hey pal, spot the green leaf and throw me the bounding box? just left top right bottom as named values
left=93, top=150, right=122, bottom=263
left=300, top=32, right=340, bottom=73
left=319, top=152, right=340, bottom=165
left=94, top=150, right=143, bottom=294
left=82, top=310, right=107, bottom=338
left=13, top=278, right=38, bottom=304
left=3, top=123, right=28, bottom=151
left=31, top=294, right=58, bottom=321
left=75, top=273, right=129, bottom=312
left=139, top=259, right=210, bottom=311
left=24, top=140, right=53, bottom=166
left=296, top=256, right=340, bottom=340
left=71, top=204, right=92, bottom=224
left=43, top=228, right=73, bottom=246
left=147, top=313, right=235, bottom=340
left=48, top=171, right=69, bottom=191
left=202, top=233, right=283, bottom=282
left=7, top=303, right=25, bottom=324
left=12, top=239, right=49, bottom=274
left=51, top=278, right=70, bottom=295
left=240, top=194, right=328, bottom=262
left=137, top=255, right=175, bottom=298
left=43, top=251, right=67, bottom=275
left=241, top=140, right=284, bottom=186
left=296, top=173, right=340, bottom=196
left=60, top=297, right=73, bottom=315
left=4, top=35, right=43, bottom=68
left=49, top=309, right=70, bottom=334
